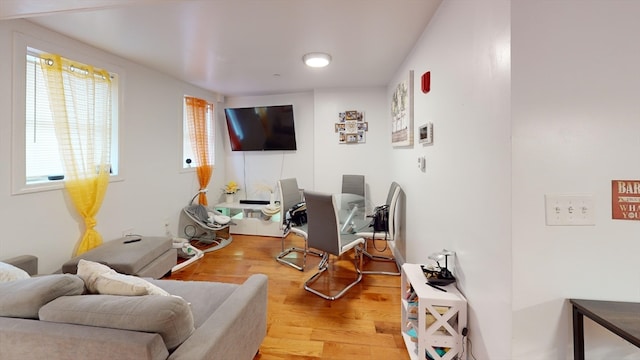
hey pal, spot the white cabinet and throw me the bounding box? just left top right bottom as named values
left=401, top=263, right=467, bottom=360
left=214, top=202, right=282, bottom=237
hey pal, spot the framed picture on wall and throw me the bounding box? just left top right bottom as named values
left=391, top=70, right=414, bottom=147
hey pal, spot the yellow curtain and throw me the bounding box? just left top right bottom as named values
left=185, top=96, right=213, bottom=205
left=40, top=54, right=112, bottom=256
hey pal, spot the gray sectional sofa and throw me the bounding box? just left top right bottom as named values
left=0, top=255, right=268, bottom=360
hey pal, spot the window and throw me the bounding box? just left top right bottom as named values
left=183, top=97, right=215, bottom=169
left=14, top=46, right=119, bottom=193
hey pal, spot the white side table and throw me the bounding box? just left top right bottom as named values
left=401, top=263, right=468, bottom=360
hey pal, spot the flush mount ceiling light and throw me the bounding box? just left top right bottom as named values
left=303, top=52, right=331, bottom=68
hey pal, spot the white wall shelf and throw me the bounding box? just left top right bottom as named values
left=401, top=263, right=467, bottom=360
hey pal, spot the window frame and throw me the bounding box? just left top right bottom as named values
left=11, top=32, right=123, bottom=195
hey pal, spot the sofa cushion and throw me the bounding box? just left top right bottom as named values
left=0, top=274, right=85, bottom=319
left=77, top=259, right=169, bottom=296
left=148, top=279, right=239, bottom=328
left=39, top=294, right=195, bottom=350
left=0, top=261, right=31, bottom=282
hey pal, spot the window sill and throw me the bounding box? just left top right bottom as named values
left=12, top=174, right=124, bottom=196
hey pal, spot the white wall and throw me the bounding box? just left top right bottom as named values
left=0, top=19, right=225, bottom=273
left=389, top=1, right=512, bottom=358
left=512, top=1, right=640, bottom=359
left=223, top=93, right=315, bottom=199
left=224, top=88, right=392, bottom=209
left=312, top=88, right=391, bottom=206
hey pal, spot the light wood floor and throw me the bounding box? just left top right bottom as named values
left=166, top=233, right=411, bottom=360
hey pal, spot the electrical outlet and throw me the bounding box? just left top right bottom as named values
left=545, top=194, right=595, bottom=226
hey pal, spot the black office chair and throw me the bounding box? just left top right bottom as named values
left=303, top=191, right=365, bottom=300
left=356, top=182, right=402, bottom=275
left=341, top=174, right=365, bottom=197
left=275, top=178, right=321, bottom=271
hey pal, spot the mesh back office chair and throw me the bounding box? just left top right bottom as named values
left=356, top=182, right=401, bottom=275
left=341, top=174, right=365, bottom=197
left=275, top=178, right=321, bottom=271
left=303, top=191, right=365, bottom=300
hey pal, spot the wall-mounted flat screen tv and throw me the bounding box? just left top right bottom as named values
left=224, top=105, right=297, bottom=151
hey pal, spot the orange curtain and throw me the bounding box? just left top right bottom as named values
left=185, top=96, right=213, bottom=205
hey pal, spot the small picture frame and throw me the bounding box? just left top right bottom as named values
left=345, top=120, right=358, bottom=133
left=345, top=111, right=358, bottom=120
left=418, top=123, right=433, bottom=144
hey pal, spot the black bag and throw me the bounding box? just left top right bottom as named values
left=287, top=201, right=307, bottom=227
left=368, top=204, right=390, bottom=251
left=369, top=204, right=389, bottom=233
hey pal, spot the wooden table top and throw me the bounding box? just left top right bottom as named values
left=570, top=298, right=640, bottom=347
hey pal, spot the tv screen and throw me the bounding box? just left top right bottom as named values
left=224, top=105, right=297, bottom=151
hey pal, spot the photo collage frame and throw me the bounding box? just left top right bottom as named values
left=335, top=110, right=367, bottom=144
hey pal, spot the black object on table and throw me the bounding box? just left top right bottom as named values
left=570, top=298, right=640, bottom=360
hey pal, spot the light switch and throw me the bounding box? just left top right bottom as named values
left=545, top=194, right=595, bottom=226
left=417, top=155, right=426, bottom=172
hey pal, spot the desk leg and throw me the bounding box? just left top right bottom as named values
left=572, top=305, right=585, bottom=360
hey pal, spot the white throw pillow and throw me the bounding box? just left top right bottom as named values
left=95, top=272, right=170, bottom=296
left=0, top=261, right=31, bottom=282
left=76, top=259, right=113, bottom=293
left=76, top=259, right=169, bottom=296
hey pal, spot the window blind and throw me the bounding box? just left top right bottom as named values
left=25, top=51, right=116, bottom=183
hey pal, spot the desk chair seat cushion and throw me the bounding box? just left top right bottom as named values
left=289, top=224, right=308, bottom=237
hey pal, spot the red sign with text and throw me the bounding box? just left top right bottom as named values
left=612, top=180, right=640, bottom=220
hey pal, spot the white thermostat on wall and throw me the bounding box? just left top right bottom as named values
left=419, top=123, right=433, bottom=144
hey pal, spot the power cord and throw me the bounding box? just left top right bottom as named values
left=461, top=327, right=478, bottom=360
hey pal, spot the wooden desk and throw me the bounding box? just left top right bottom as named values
left=570, top=299, right=640, bottom=360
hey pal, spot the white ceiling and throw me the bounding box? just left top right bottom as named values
left=1, top=0, right=442, bottom=97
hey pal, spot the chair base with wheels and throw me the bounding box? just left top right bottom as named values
left=304, top=245, right=364, bottom=300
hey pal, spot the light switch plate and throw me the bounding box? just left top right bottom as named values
left=545, top=194, right=595, bottom=226
left=417, top=155, right=426, bottom=172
